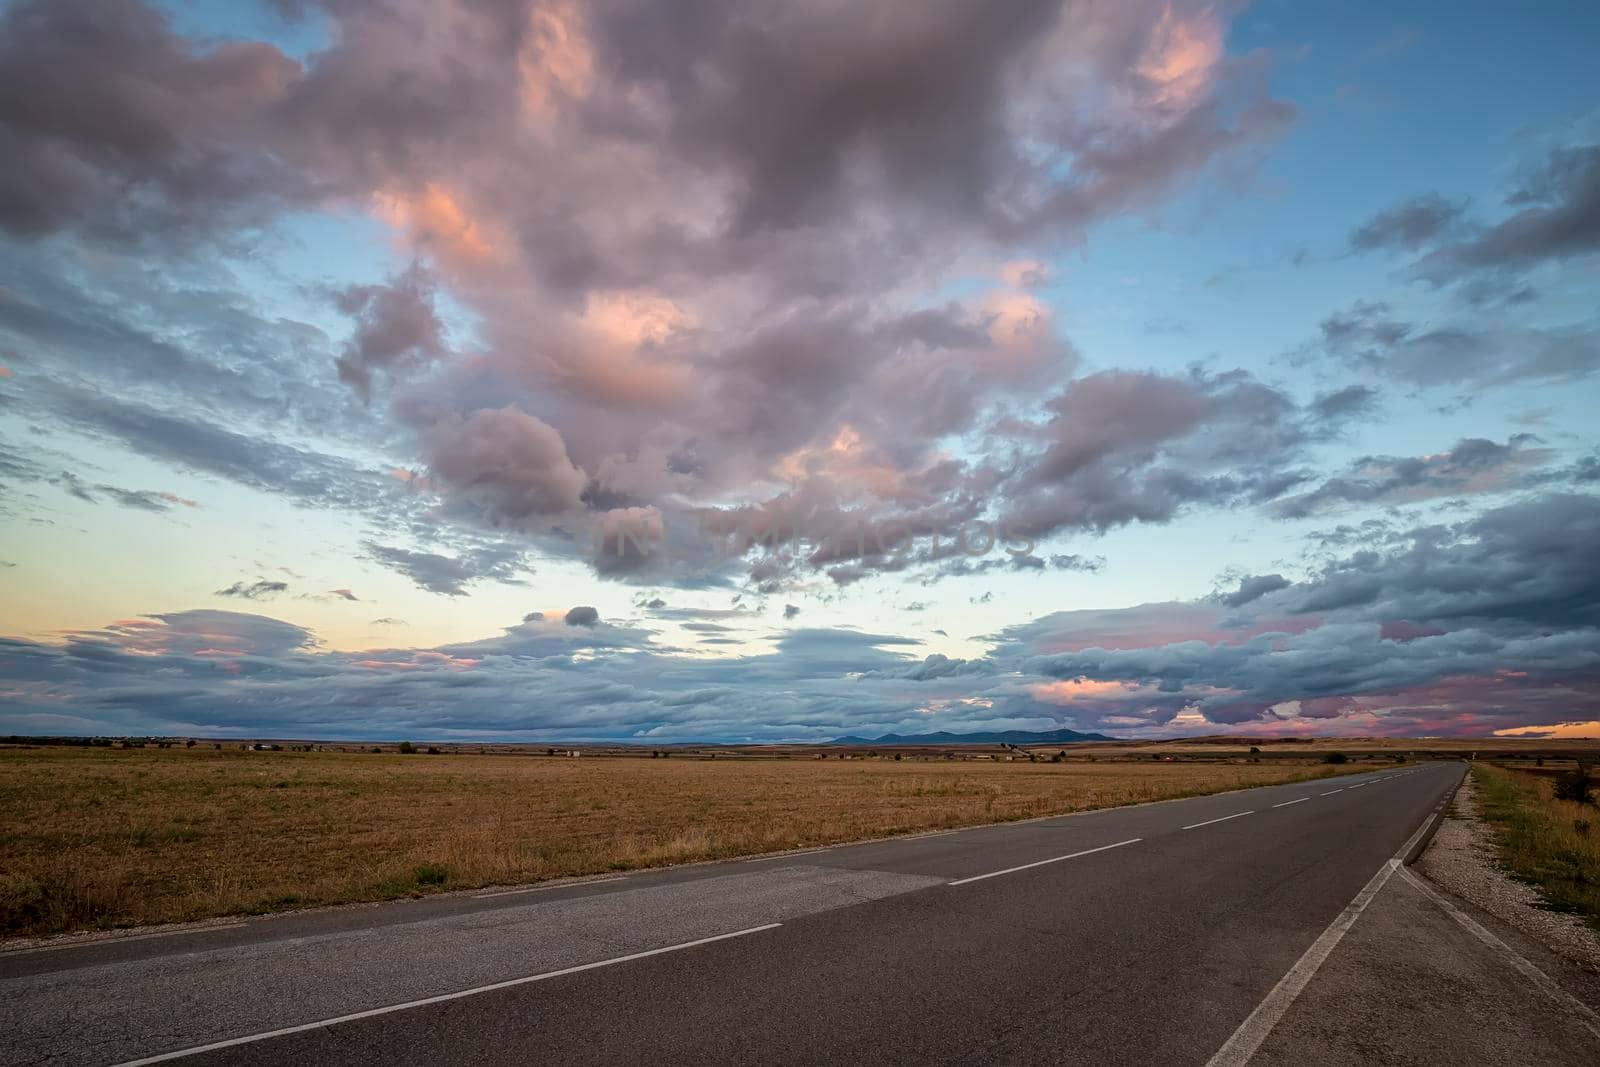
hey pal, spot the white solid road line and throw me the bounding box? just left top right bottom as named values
left=111, top=924, right=784, bottom=1066
left=1270, top=798, right=1309, bottom=809
left=473, top=876, right=627, bottom=899
left=1205, top=779, right=1450, bottom=1067
left=947, top=838, right=1142, bottom=886
left=1395, top=865, right=1600, bottom=1042
left=1182, top=811, right=1254, bottom=831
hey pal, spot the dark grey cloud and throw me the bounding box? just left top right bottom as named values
left=1219, top=573, right=1290, bottom=608
left=564, top=605, right=600, bottom=627
left=1308, top=384, right=1380, bottom=425
left=1347, top=142, right=1599, bottom=282
left=1307, top=139, right=1600, bottom=393
left=996, top=369, right=1320, bottom=542
left=1308, top=300, right=1600, bottom=387
left=1273, top=435, right=1553, bottom=518
left=581, top=0, right=1290, bottom=249
left=783, top=604, right=799, bottom=620
left=1348, top=193, right=1466, bottom=252
left=333, top=266, right=448, bottom=398
left=48, top=470, right=196, bottom=512
left=1288, top=492, right=1600, bottom=630
left=31, top=383, right=401, bottom=514
left=216, top=579, right=289, bottom=600
left=1021, top=493, right=1600, bottom=726
left=1429, top=143, right=1600, bottom=273
left=0, top=441, right=44, bottom=483
left=363, top=540, right=530, bottom=597
left=0, top=0, right=314, bottom=245
left=5, top=440, right=203, bottom=514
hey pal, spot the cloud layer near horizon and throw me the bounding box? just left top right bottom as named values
left=3, top=493, right=1596, bottom=741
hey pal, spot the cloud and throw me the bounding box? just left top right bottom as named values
left=1347, top=142, right=1599, bottom=280
left=330, top=588, right=359, bottom=602
left=40, top=385, right=402, bottom=513
left=1272, top=435, right=1555, bottom=518
left=363, top=540, right=530, bottom=597
left=996, top=368, right=1322, bottom=542
left=9, top=2, right=1590, bottom=745
left=1304, top=138, right=1600, bottom=394
left=0, top=0, right=1306, bottom=597
left=333, top=265, right=448, bottom=397
left=1348, top=193, right=1467, bottom=252
left=1426, top=143, right=1600, bottom=273
left=1220, top=573, right=1291, bottom=608
left=0, top=453, right=203, bottom=515
left=2, top=492, right=1596, bottom=741
left=423, top=408, right=587, bottom=525
left=48, top=471, right=198, bottom=512
left=1307, top=300, right=1600, bottom=387
left=215, top=580, right=289, bottom=600
left=989, top=492, right=1600, bottom=731
left=1308, top=384, right=1380, bottom=424
left=0, top=0, right=311, bottom=245
left=999, top=260, right=1050, bottom=288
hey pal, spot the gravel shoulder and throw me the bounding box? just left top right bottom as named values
left=1418, top=769, right=1600, bottom=974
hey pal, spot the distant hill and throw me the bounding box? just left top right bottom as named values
left=828, top=728, right=1115, bottom=746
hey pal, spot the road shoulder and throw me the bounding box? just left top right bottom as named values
left=1252, top=767, right=1600, bottom=1065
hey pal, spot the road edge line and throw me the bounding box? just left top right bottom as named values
left=1395, top=865, right=1600, bottom=1042
left=1401, top=763, right=1466, bottom=866
left=1204, top=764, right=1458, bottom=1067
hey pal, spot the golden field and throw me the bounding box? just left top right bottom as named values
left=1, top=746, right=1371, bottom=938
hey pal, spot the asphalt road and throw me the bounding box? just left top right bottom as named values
left=6, top=760, right=1592, bottom=1066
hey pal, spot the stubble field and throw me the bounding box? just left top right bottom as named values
left=1, top=745, right=1369, bottom=938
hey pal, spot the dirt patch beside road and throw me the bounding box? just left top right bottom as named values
left=1418, top=770, right=1600, bottom=973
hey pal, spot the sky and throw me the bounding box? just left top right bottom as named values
left=0, top=0, right=1597, bottom=743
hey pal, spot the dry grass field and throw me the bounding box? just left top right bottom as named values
left=1474, top=762, right=1600, bottom=929
left=0, top=746, right=1368, bottom=938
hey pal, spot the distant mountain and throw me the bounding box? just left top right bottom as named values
left=827, top=728, right=1115, bottom=746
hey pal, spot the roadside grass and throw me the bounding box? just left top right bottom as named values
left=1, top=747, right=1368, bottom=938
left=1473, top=762, right=1600, bottom=930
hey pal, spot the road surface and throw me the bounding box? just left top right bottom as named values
left=4, top=761, right=1597, bottom=1065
